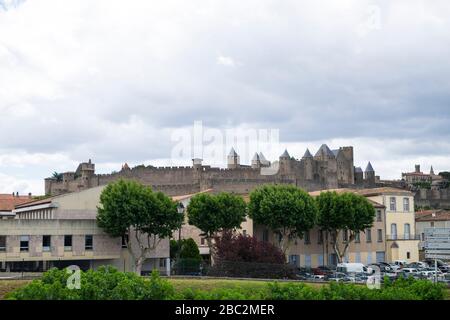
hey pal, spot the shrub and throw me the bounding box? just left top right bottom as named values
left=7, top=267, right=174, bottom=300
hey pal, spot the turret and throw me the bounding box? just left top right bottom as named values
left=251, top=153, right=261, bottom=169
left=279, top=149, right=292, bottom=174
left=227, top=148, right=240, bottom=169
left=302, top=148, right=314, bottom=180
left=354, top=167, right=364, bottom=184
left=430, top=166, right=435, bottom=176
left=258, top=152, right=270, bottom=167
left=364, top=162, right=375, bottom=185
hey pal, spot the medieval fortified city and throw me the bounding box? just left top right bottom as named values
left=1, top=0, right=450, bottom=315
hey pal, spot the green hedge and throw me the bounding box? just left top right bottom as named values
left=7, top=267, right=446, bottom=300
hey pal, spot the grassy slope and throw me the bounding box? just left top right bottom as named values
left=0, top=280, right=31, bottom=300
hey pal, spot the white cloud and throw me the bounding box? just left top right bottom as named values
left=217, top=55, right=236, bottom=67
left=0, top=0, right=449, bottom=194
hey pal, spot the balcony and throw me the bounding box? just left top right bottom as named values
left=386, top=234, right=420, bottom=241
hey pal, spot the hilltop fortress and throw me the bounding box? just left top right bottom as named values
left=45, top=144, right=379, bottom=196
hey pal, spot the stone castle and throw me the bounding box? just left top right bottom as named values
left=45, top=144, right=378, bottom=196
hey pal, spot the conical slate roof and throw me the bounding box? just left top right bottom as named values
left=303, top=148, right=313, bottom=158
left=314, top=144, right=335, bottom=158
left=365, top=162, right=374, bottom=172
left=252, top=153, right=260, bottom=161
left=258, top=152, right=267, bottom=162
left=355, top=167, right=363, bottom=173
left=280, top=149, right=290, bottom=158
left=228, top=148, right=238, bottom=157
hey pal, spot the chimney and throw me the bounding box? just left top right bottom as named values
left=28, top=192, right=32, bottom=198
left=16, top=192, right=19, bottom=197
left=12, top=192, right=15, bottom=197
left=415, top=165, right=420, bottom=173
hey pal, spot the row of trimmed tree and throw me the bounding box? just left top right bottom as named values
left=96, top=180, right=375, bottom=274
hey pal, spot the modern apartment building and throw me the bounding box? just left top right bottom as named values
left=0, top=186, right=170, bottom=274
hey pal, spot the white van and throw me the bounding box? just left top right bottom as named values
left=337, top=263, right=368, bottom=274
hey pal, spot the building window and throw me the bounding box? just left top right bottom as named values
left=201, top=238, right=206, bottom=245
left=403, top=198, right=410, bottom=212
left=318, top=231, right=323, bottom=244
left=391, top=223, right=397, bottom=240
left=407, top=252, right=411, bottom=259
left=85, top=235, right=93, bottom=251
left=20, top=236, right=29, bottom=252
left=289, top=255, right=300, bottom=267
left=304, top=231, right=311, bottom=245
left=421, top=233, right=425, bottom=241
left=160, top=258, right=166, bottom=268
left=42, top=235, right=51, bottom=252
left=242, top=230, right=247, bottom=236
left=64, top=235, right=72, bottom=251
left=377, top=229, right=383, bottom=242
left=430, top=222, right=435, bottom=227
left=376, top=210, right=382, bottom=222
left=0, top=236, right=6, bottom=252
left=366, top=229, right=372, bottom=243
left=390, top=197, right=397, bottom=212
left=121, top=234, right=129, bottom=248
left=262, top=229, right=269, bottom=242
left=355, top=232, right=360, bottom=243
left=343, top=230, right=348, bottom=242
left=305, top=255, right=312, bottom=267
left=404, top=224, right=411, bottom=240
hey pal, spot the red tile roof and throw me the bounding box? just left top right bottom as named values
left=0, top=194, right=35, bottom=211
left=415, top=210, right=450, bottom=222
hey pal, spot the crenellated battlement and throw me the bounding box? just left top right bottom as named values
left=45, top=145, right=377, bottom=196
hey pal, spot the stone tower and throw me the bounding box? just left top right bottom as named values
left=302, top=148, right=314, bottom=180
left=227, top=148, right=240, bottom=169
left=251, top=153, right=261, bottom=169
left=364, top=162, right=376, bottom=185
left=279, top=149, right=291, bottom=174
left=354, top=167, right=364, bottom=184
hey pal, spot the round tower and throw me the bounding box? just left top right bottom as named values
left=227, top=148, right=240, bottom=169
left=302, top=148, right=314, bottom=180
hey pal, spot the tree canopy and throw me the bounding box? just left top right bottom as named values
left=97, top=179, right=183, bottom=274
left=187, top=192, right=247, bottom=239
left=248, top=185, right=318, bottom=254
left=316, top=191, right=375, bottom=263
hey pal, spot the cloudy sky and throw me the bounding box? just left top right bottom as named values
left=1, top=0, right=449, bottom=195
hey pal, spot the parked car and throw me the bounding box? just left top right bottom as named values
left=336, top=263, right=368, bottom=274
left=393, top=260, right=408, bottom=268
left=312, top=265, right=334, bottom=276
left=328, top=272, right=353, bottom=282
left=368, top=263, right=391, bottom=273
left=389, top=263, right=401, bottom=272
left=406, top=262, right=428, bottom=270
left=401, top=268, right=421, bottom=276
left=310, top=275, right=325, bottom=282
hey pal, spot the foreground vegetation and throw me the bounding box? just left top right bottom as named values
left=4, top=267, right=447, bottom=300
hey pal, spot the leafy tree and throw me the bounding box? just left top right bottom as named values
left=187, top=192, right=247, bottom=261
left=214, top=230, right=285, bottom=264
left=439, top=171, right=450, bottom=181
left=316, top=191, right=375, bottom=264
left=248, top=185, right=318, bottom=256
left=51, top=172, right=63, bottom=182
left=97, top=179, right=183, bottom=274
left=171, top=238, right=202, bottom=275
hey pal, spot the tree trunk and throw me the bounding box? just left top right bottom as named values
left=206, top=237, right=214, bottom=266
left=135, top=256, right=145, bottom=276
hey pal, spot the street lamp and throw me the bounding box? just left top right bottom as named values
left=177, top=202, right=185, bottom=241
